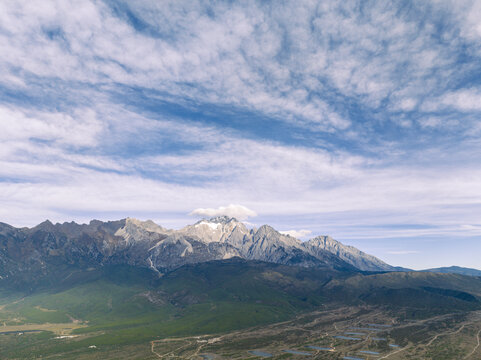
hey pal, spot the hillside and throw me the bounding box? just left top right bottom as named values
left=421, top=266, right=481, bottom=277
left=1, top=258, right=481, bottom=358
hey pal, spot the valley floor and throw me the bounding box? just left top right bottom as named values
left=144, top=306, right=481, bottom=359
left=2, top=305, right=481, bottom=359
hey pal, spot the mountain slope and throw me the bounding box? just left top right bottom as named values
left=1, top=258, right=481, bottom=359
left=303, top=235, right=395, bottom=271
left=421, top=266, right=481, bottom=277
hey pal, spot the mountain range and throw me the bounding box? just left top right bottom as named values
left=0, top=216, right=398, bottom=284
left=1, top=216, right=481, bottom=359
left=2, top=216, right=479, bottom=289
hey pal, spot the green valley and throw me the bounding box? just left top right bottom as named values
left=1, top=259, right=481, bottom=359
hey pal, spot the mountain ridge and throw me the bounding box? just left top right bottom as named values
left=0, top=216, right=398, bottom=285
left=421, top=266, right=481, bottom=277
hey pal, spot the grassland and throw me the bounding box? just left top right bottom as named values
left=0, top=260, right=481, bottom=358
left=2, top=305, right=479, bottom=359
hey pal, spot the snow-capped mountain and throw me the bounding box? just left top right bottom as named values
left=0, top=217, right=396, bottom=282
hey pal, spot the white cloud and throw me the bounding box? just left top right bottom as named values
left=422, top=89, right=481, bottom=112
left=419, top=116, right=443, bottom=128
left=189, top=204, right=257, bottom=221
left=0, top=106, right=102, bottom=147
left=279, top=229, right=312, bottom=239
left=392, top=98, right=418, bottom=112
left=1, top=98, right=481, bottom=237
left=0, top=0, right=352, bottom=131
left=440, top=90, right=481, bottom=111
left=1, top=0, right=472, bottom=132
left=441, top=0, right=481, bottom=47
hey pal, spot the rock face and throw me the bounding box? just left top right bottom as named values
left=0, top=216, right=395, bottom=281
left=304, top=236, right=395, bottom=271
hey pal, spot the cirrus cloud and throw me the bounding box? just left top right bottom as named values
left=387, top=250, right=420, bottom=255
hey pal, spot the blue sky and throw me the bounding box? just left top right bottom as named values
left=1, top=0, right=481, bottom=269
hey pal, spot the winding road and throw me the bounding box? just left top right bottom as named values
left=465, top=329, right=481, bottom=359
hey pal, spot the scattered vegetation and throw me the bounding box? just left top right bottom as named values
left=0, top=259, right=480, bottom=358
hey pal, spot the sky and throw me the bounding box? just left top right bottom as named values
left=1, top=0, right=481, bottom=270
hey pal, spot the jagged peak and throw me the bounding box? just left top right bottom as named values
left=122, top=218, right=169, bottom=233
left=180, top=216, right=249, bottom=244
left=62, top=220, right=80, bottom=226
left=114, top=218, right=169, bottom=244
left=198, top=216, right=239, bottom=224
left=254, top=225, right=304, bottom=249
left=256, top=224, right=278, bottom=234
left=125, top=217, right=143, bottom=225
left=34, top=219, right=56, bottom=230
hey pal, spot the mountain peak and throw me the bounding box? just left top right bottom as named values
left=125, top=217, right=147, bottom=226
left=114, top=218, right=170, bottom=243
left=256, top=224, right=277, bottom=234
left=34, top=219, right=55, bottom=231
left=192, top=216, right=241, bottom=228
left=183, top=216, right=247, bottom=244
left=203, top=216, right=239, bottom=224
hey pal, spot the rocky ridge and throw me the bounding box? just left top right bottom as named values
left=0, top=216, right=396, bottom=282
